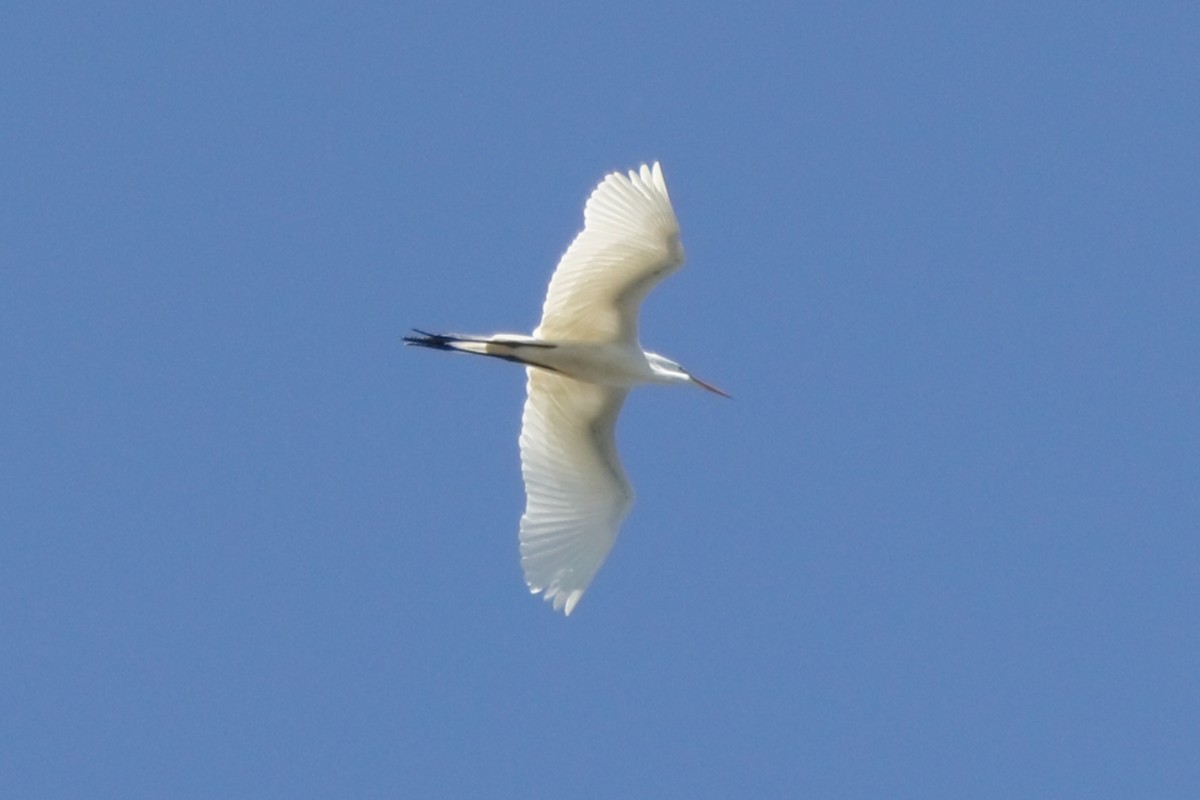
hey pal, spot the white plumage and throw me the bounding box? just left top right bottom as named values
left=535, top=163, right=684, bottom=344
left=518, top=370, right=631, bottom=615
left=407, top=163, right=727, bottom=615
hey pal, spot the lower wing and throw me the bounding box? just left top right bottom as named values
left=518, top=368, right=633, bottom=615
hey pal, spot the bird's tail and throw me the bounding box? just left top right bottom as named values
left=403, top=329, right=494, bottom=355
left=404, top=329, right=557, bottom=362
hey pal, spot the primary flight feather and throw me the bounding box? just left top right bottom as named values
left=406, top=162, right=727, bottom=615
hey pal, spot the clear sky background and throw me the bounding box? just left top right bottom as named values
left=3, top=3, right=1197, bottom=798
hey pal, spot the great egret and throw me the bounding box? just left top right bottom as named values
left=407, top=162, right=727, bottom=615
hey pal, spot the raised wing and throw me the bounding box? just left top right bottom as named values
left=519, top=368, right=633, bottom=615
left=534, top=162, right=684, bottom=345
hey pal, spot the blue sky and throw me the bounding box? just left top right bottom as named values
left=3, top=2, right=1197, bottom=797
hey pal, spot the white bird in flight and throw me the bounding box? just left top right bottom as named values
left=407, top=162, right=727, bottom=615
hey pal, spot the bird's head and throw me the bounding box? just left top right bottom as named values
left=645, top=352, right=731, bottom=398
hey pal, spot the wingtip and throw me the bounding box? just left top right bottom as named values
left=634, top=161, right=662, bottom=182
left=562, top=590, right=583, bottom=616
left=530, top=583, right=585, bottom=617
left=635, top=161, right=669, bottom=199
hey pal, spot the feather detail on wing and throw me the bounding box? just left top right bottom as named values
left=534, top=162, right=684, bottom=345
left=519, top=368, right=633, bottom=615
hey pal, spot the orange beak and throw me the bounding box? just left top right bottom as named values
left=690, top=374, right=731, bottom=399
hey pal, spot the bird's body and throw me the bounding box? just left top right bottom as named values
left=407, top=163, right=726, bottom=615
left=410, top=332, right=674, bottom=389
